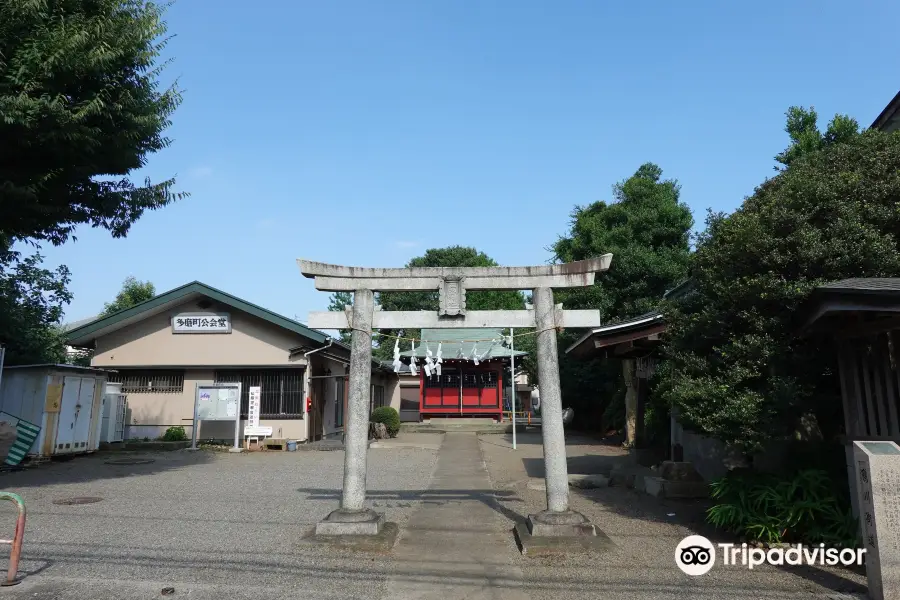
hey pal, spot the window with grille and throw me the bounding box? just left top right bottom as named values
left=425, top=369, right=459, bottom=388
left=109, top=370, right=184, bottom=394
left=213, top=369, right=305, bottom=419
left=477, top=372, right=498, bottom=389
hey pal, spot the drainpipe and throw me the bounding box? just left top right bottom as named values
left=303, top=338, right=334, bottom=360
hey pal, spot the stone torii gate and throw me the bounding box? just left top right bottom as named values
left=299, top=255, right=612, bottom=543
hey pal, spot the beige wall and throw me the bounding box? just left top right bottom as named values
left=92, top=299, right=306, bottom=367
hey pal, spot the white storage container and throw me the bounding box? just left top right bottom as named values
left=0, top=364, right=109, bottom=457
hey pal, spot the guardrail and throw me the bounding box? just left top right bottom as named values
left=0, top=492, right=26, bottom=586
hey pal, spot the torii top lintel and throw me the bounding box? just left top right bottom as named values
left=296, top=254, right=613, bottom=292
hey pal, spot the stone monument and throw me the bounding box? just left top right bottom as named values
left=853, top=440, right=900, bottom=600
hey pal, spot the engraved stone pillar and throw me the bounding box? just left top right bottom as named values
left=853, top=441, right=900, bottom=600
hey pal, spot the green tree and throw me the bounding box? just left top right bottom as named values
left=518, top=163, right=693, bottom=430
left=774, top=106, right=860, bottom=170
left=374, top=246, right=525, bottom=360
left=0, top=0, right=185, bottom=245
left=656, top=108, right=895, bottom=452
left=327, top=291, right=353, bottom=344
left=0, top=247, right=71, bottom=365
left=101, top=276, right=156, bottom=316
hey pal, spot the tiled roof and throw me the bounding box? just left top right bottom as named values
left=818, top=278, right=900, bottom=292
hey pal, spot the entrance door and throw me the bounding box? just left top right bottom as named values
left=57, top=377, right=94, bottom=453
left=309, top=379, right=324, bottom=442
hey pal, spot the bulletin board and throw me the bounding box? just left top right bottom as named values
left=191, top=383, right=242, bottom=450
left=197, top=384, right=241, bottom=420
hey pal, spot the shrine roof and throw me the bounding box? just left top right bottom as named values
left=398, top=328, right=526, bottom=359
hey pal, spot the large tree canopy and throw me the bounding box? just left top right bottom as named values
left=518, top=163, right=693, bottom=428
left=657, top=109, right=900, bottom=451
left=101, top=276, right=156, bottom=316
left=0, top=248, right=71, bottom=365
left=551, top=163, right=693, bottom=319
left=0, top=0, right=184, bottom=245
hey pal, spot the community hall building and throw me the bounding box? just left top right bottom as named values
left=65, top=282, right=400, bottom=443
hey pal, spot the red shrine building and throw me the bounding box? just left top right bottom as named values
left=400, top=328, right=527, bottom=422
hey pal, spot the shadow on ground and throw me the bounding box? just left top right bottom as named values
left=481, top=431, right=867, bottom=596
left=0, top=450, right=215, bottom=488
left=297, top=487, right=527, bottom=525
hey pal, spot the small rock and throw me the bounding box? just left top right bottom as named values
left=568, top=474, right=610, bottom=489
left=161, top=587, right=175, bottom=596
left=659, top=461, right=704, bottom=482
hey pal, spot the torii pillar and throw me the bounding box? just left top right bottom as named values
left=299, top=255, right=612, bottom=542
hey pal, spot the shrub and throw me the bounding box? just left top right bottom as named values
left=371, top=407, right=400, bottom=438
left=707, top=468, right=858, bottom=547
left=161, top=426, right=187, bottom=442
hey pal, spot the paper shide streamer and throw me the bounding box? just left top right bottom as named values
left=409, top=340, right=418, bottom=376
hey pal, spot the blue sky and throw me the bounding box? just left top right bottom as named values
left=36, top=0, right=900, bottom=324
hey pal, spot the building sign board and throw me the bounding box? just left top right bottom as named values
left=172, top=312, right=232, bottom=334
left=248, top=386, right=261, bottom=427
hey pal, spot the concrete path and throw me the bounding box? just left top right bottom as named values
left=385, top=432, right=528, bottom=599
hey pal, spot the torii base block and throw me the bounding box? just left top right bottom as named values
left=315, top=508, right=384, bottom=536
left=513, top=521, right=614, bottom=557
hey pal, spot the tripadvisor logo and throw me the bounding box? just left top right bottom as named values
left=675, top=535, right=866, bottom=576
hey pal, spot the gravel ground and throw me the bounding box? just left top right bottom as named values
left=479, top=431, right=869, bottom=600
left=0, top=444, right=439, bottom=599
left=0, top=432, right=871, bottom=599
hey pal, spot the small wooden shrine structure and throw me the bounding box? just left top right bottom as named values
left=400, top=328, right=526, bottom=421
left=566, top=312, right=666, bottom=450
left=800, top=278, right=900, bottom=517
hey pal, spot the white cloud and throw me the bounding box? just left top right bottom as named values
left=188, top=166, right=214, bottom=179
left=393, top=240, right=419, bottom=249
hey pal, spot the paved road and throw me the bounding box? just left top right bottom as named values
left=385, top=432, right=528, bottom=599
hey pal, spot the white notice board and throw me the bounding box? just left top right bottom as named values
left=191, top=383, right=242, bottom=450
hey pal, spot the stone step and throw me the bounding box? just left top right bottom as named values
left=643, top=476, right=709, bottom=499
left=426, top=418, right=497, bottom=425
left=609, top=464, right=656, bottom=490
left=400, top=422, right=527, bottom=434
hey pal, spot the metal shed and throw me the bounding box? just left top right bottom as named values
left=0, top=364, right=110, bottom=458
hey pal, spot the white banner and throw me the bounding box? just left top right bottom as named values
left=172, top=313, right=231, bottom=333
left=248, top=386, right=261, bottom=427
